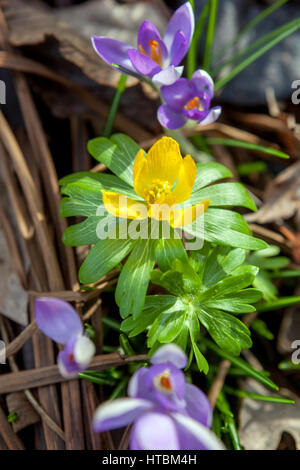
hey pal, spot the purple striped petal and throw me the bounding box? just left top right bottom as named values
left=91, top=36, right=136, bottom=73
left=137, top=21, right=168, bottom=62
left=192, top=69, right=215, bottom=99
left=35, top=298, right=83, bottom=345
left=127, top=48, right=161, bottom=77
left=130, top=412, right=180, bottom=450
left=184, top=384, right=212, bottom=427
left=183, top=93, right=210, bottom=121
left=164, top=2, right=194, bottom=52
left=157, top=104, right=187, bottom=129
left=169, top=30, right=188, bottom=66
left=172, top=413, right=225, bottom=450
left=152, top=65, right=183, bottom=86
left=151, top=344, right=188, bottom=368
left=145, top=363, right=186, bottom=411
left=93, top=398, right=152, bottom=432
left=161, top=78, right=193, bottom=110
left=198, top=106, right=222, bottom=125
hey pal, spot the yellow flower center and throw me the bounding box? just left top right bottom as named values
left=138, top=40, right=162, bottom=66
left=143, top=178, right=172, bottom=205
left=153, top=370, right=173, bottom=394
left=184, top=96, right=204, bottom=111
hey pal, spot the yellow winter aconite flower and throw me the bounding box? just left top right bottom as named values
left=102, top=137, right=210, bottom=228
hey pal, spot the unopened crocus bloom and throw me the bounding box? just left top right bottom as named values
left=91, top=3, right=194, bottom=86
left=93, top=344, right=224, bottom=450
left=158, top=70, right=221, bottom=129
left=35, top=298, right=95, bottom=378
left=102, top=136, right=209, bottom=228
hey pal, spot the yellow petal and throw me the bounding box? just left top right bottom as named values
left=168, top=154, right=196, bottom=204
left=145, top=137, right=182, bottom=185
left=170, top=200, right=210, bottom=228
left=133, top=149, right=149, bottom=199
left=102, top=190, right=148, bottom=220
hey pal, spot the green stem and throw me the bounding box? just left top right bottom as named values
left=203, top=0, right=219, bottom=71
left=187, top=1, right=210, bottom=78
left=103, top=74, right=127, bottom=137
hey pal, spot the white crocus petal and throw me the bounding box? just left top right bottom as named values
left=152, top=66, right=184, bottom=86
left=172, top=413, right=225, bottom=450
left=151, top=344, right=187, bottom=369
left=57, top=356, right=78, bottom=379
left=93, top=398, right=152, bottom=432
left=74, top=336, right=95, bottom=366
left=199, top=106, right=222, bottom=126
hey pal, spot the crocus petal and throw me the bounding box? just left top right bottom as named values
left=184, top=384, right=212, bottom=427
left=127, top=49, right=161, bottom=77
left=102, top=190, right=148, bottom=220
left=91, top=36, right=135, bottom=73
left=128, top=367, right=149, bottom=398
left=198, top=106, right=222, bottom=126
left=57, top=336, right=92, bottom=378
left=151, top=344, right=187, bottom=369
left=164, top=2, right=195, bottom=53
left=191, top=69, right=215, bottom=99
left=146, top=363, right=186, bottom=411
left=171, top=200, right=210, bottom=228
left=130, top=412, right=180, bottom=450
left=169, top=154, right=196, bottom=204
left=161, top=78, right=193, bottom=110
left=157, top=104, right=186, bottom=130
left=35, top=298, right=83, bottom=345
left=74, top=336, right=95, bottom=366
left=172, top=413, right=225, bottom=450
left=137, top=21, right=168, bottom=63
left=144, top=137, right=182, bottom=185
left=93, top=398, right=152, bottom=432
left=152, top=65, right=184, bottom=86
left=169, top=30, right=188, bottom=66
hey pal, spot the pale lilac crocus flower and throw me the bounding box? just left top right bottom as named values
left=93, top=344, right=224, bottom=450
left=35, top=298, right=95, bottom=378
left=158, top=70, right=221, bottom=129
left=91, top=2, right=194, bottom=86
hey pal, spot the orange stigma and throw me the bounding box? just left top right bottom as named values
left=138, top=40, right=162, bottom=66
left=160, top=375, right=172, bottom=390
left=184, top=96, right=204, bottom=111
left=68, top=353, right=75, bottom=362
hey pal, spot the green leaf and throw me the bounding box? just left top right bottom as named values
left=203, top=0, right=219, bottom=71
left=62, top=216, right=104, bottom=246
left=256, top=296, right=300, bottom=312
left=87, top=133, right=141, bottom=186
left=206, top=138, right=290, bottom=160
left=197, top=306, right=252, bottom=355
left=79, top=236, right=134, bottom=284
left=186, top=182, right=257, bottom=211
left=202, top=246, right=247, bottom=287
left=147, top=306, right=186, bottom=347
left=190, top=162, right=233, bottom=193
left=103, top=74, right=127, bottom=138
left=203, top=337, right=278, bottom=390
left=121, top=295, right=178, bottom=337
left=223, top=385, right=294, bottom=404
left=192, top=341, right=209, bottom=375
left=115, top=239, right=156, bottom=318
left=60, top=179, right=104, bottom=217
left=206, top=288, right=262, bottom=314
left=150, top=270, right=186, bottom=297
left=199, top=266, right=259, bottom=301
left=155, top=234, right=188, bottom=272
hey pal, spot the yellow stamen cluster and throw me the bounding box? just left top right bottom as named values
left=143, top=178, right=172, bottom=205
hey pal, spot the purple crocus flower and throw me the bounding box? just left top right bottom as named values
left=35, top=297, right=95, bottom=378
left=91, top=3, right=194, bottom=86
left=93, top=344, right=224, bottom=450
left=158, top=70, right=221, bottom=129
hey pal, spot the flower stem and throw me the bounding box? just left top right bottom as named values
left=103, top=74, right=127, bottom=137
